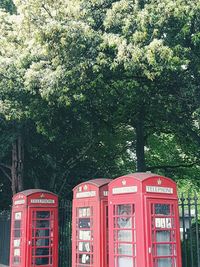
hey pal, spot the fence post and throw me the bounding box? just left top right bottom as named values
left=188, top=195, right=194, bottom=267
left=180, top=194, right=187, bottom=267
left=194, top=193, right=200, bottom=267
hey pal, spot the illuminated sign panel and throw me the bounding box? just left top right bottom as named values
left=14, top=200, right=25, bottom=205
left=112, top=186, right=137, bottom=195
left=146, top=186, right=173, bottom=194
left=76, top=191, right=96, bottom=198
left=30, top=199, right=55, bottom=204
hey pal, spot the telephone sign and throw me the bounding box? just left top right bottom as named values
left=108, top=173, right=182, bottom=267
left=9, top=189, right=58, bottom=267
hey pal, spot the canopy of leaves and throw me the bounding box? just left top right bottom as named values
left=1, top=0, right=200, bottom=208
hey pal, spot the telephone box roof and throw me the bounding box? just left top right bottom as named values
left=73, top=178, right=112, bottom=190
left=14, top=189, right=57, bottom=197
left=115, top=172, right=174, bottom=182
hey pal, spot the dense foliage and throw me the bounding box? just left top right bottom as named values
left=0, top=0, right=200, bottom=208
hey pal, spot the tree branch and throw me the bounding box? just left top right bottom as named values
left=41, top=4, right=53, bottom=18
left=57, top=142, right=94, bottom=195
left=0, top=163, right=11, bottom=170
left=146, top=161, right=198, bottom=172
left=0, top=166, right=12, bottom=182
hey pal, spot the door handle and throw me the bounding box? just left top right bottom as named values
left=148, top=247, right=152, bottom=254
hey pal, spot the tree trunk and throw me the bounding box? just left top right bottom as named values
left=33, top=177, right=40, bottom=188
left=17, top=135, right=24, bottom=192
left=135, top=118, right=146, bottom=172
left=50, top=174, right=56, bottom=191
left=11, top=141, right=17, bottom=194
left=11, top=135, right=24, bottom=195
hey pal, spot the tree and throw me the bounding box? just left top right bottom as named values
left=1, top=0, right=200, bottom=204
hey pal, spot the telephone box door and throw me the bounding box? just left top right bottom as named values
left=147, top=199, right=179, bottom=267
left=110, top=201, right=136, bottom=267
left=27, top=208, right=57, bottom=267
left=75, top=203, right=97, bottom=266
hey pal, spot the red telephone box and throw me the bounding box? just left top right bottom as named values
left=72, top=179, right=111, bottom=267
left=108, top=173, right=182, bottom=267
left=9, top=189, right=58, bottom=267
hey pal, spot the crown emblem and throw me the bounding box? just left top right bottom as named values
left=84, top=185, right=88, bottom=191
left=122, top=179, right=126, bottom=186
left=157, top=179, right=162, bottom=185
left=78, top=186, right=82, bottom=192
left=40, top=193, right=45, bottom=198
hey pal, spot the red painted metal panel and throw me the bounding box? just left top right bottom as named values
left=72, top=179, right=111, bottom=267
left=9, top=189, right=58, bottom=267
left=108, top=173, right=182, bottom=267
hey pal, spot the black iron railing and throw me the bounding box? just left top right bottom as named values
left=0, top=210, right=11, bottom=266
left=59, top=200, right=72, bottom=267
left=179, top=194, right=200, bottom=267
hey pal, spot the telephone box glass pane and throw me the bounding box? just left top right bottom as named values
left=157, top=244, right=172, bottom=256
left=79, top=230, right=91, bottom=240
left=117, top=257, right=133, bottom=267
left=36, top=248, right=49, bottom=255
left=14, top=248, right=20, bottom=256
left=156, top=231, right=170, bottom=242
left=35, top=257, right=49, bottom=265
left=79, top=218, right=91, bottom=228
left=36, top=211, right=50, bottom=218
left=118, top=230, right=132, bottom=241
left=117, top=204, right=132, bottom=216
left=157, top=258, right=172, bottom=267
left=36, top=220, right=50, bottom=228
left=15, top=212, right=22, bottom=220
left=13, top=257, right=21, bottom=264
left=79, top=254, right=91, bottom=264
left=36, top=229, right=50, bottom=238
left=78, top=207, right=91, bottom=217
left=36, top=238, right=50, bottom=246
left=14, top=221, right=21, bottom=228
left=118, top=244, right=133, bottom=255
left=78, top=242, right=91, bottom=252
left=14, top=230, right=21, bottom=238
left=14, top=239, right=21, bottom=247
left=155, top=204, right=170, bottom=215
